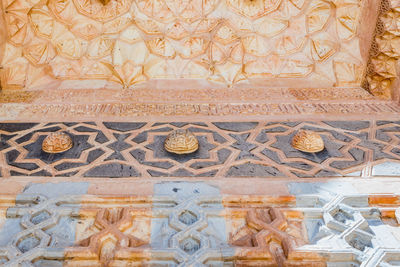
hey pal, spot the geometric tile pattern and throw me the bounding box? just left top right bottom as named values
left=0, top=182, right=399, bottom=266
left=1, top=120, right=400, bottom=178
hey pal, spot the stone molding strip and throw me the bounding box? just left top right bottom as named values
left=0, top=88, right=376, bottom=104
left=1, top=102, right=400, bottom=121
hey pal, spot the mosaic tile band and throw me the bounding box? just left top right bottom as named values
left=1, top=120, right=400, bottom=178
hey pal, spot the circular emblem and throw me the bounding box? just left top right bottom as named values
left=42, top=132, right=73, bottom=153
left=164, top=129, right=199, bottom=154
left=291, top=130, right=324, bottom=153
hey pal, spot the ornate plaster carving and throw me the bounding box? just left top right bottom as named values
left=365, top=0, right=400, bottom=99
left=0, top=0, right=368, bottom=90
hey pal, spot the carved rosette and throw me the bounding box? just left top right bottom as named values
left=164, top=129, right=199, bottom=154
left=42, top=132, right=73, bottom=153
left=291, top=130, right=324, bottom=153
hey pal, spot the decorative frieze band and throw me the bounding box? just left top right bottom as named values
left=1, top=102, right=400, bottom=121
left=0, top=182, right=399, bottom=266
left=1, top=120, right=400, bottom=178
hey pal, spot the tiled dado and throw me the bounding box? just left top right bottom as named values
left=0, top=181, right=399, bottom=266
left=1, top=121, right=400, bottom=178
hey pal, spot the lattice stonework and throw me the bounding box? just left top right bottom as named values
left=0, top=181, right=399, bottom=266
left=0, top=0, right=373, bottom=90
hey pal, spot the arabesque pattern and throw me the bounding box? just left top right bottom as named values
left=1, top=0, right=366, bottom=89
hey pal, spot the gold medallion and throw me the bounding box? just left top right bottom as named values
left=291, top=130, right=324, bottom=153
left=42, top=132, right=73, bottom=153
left=164, top=129, right=199, bottom=154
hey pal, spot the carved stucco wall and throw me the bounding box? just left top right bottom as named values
left=0, top=0, right=378, bottom=91
left=365, top=0, right=400, bottom=100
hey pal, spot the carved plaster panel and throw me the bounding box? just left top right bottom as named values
left=0, top=0, right=371, bottom=90
left=363, top=0, right=400, bottom=100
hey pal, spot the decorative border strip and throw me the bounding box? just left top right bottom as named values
left=0, top=182, right=399, bottom=266
left=0, top=88, right=375, bottom=104
left=1, top=102, right=400, bottom=120
left=1, top=120, right=399, bottom=178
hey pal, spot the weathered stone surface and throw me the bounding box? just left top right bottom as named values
left=213, top=122, right=259, bottom=132
left=227, top=163, right=284, bottom=177
left=83, top=163, right=140, bottom=177
left=323, top=121, right=370, bottom=131
left=372, top=162, right=400, bottom=176
left=0, top=123, right=38, bottom=132
left=103, top=122, right=146, bottom=132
